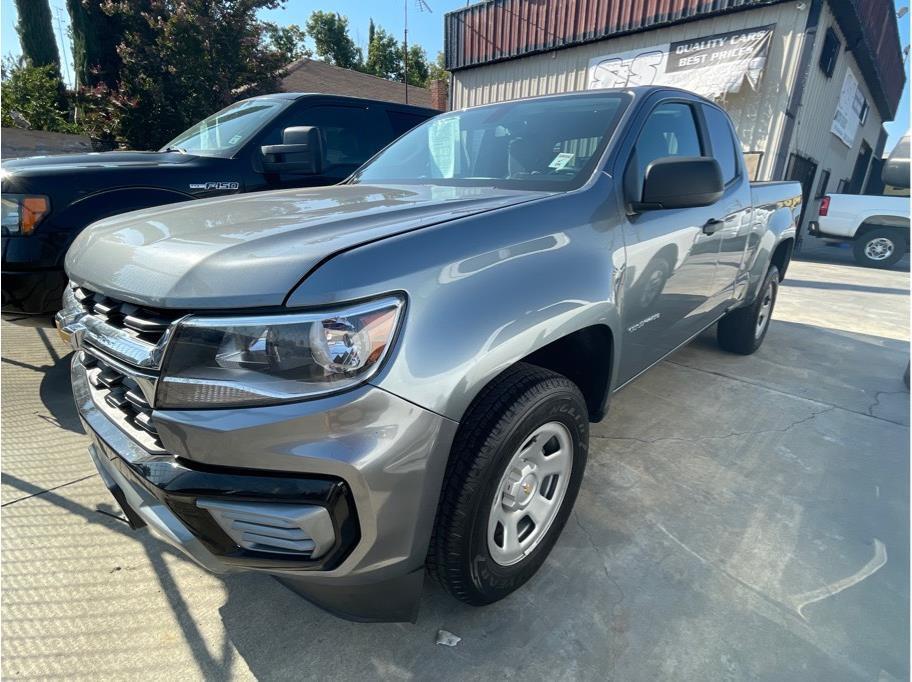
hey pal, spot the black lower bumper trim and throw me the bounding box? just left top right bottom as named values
left=107, top=480, right=148, bottom=530
left=277, top=567, right=426, bottom=623
left=93, top=436, right=360, bottom=571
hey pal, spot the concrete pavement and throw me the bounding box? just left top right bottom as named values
left=1, top=254, right=908, bottom=680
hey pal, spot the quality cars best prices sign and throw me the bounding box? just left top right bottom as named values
left=587, top=25, right=775, bottom=100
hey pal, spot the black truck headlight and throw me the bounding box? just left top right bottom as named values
left=156, top=296, right=404, bottom=408
left=1, top=193, right=50, bottom=236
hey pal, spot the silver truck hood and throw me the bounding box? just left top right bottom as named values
left=65, top=184, right=547, bottom=308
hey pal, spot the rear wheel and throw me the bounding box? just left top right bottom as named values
left=717, top=265, right=779, bottom=355
left=853, top=228, right=906, bottom=268
left=428, top=363, right=588, bottom=605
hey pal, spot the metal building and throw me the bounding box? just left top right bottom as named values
left=444, top=0, right=906, bottom=229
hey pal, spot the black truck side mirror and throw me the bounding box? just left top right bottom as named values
left=633, top=156, right=724, bottom=211
left=261, top=126, right=324, bottom=174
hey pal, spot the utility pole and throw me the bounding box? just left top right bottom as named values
left=53, top=5, right=71, bottom=88
left=404, top=0, right=432, bottom=104
left=404, top=0, right=408, bottom=104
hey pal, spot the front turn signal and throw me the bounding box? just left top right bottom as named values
left=20, top=195, right=50, bottom=235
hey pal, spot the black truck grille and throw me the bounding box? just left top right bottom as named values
left=73, top=286, right=179, bottom=346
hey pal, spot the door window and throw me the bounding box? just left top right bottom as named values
left=304, top=106, right=392, bottom=173
left=702, top=105, right=739, bottom=185
left=629, top=102, right=702, bottom=199
left=387, top=110, right=431, bottom=138
left=260, top=104, right=394, bottom=178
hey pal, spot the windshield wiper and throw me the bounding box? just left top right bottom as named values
left=162, top=146, right=188, bottom=154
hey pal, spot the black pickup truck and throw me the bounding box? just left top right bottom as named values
left=1, top=93, right=436, bottom=321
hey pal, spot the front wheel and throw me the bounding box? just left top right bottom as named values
left=717, top=264, right=780, bottom=355
left=853, top=228, right=906, bottom=268
left=428, top=363, right=588, bottom=606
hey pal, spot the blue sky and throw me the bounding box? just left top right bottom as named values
left=1, top=0, right=909, bottom=150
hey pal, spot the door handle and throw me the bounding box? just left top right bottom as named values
left=702, top=218, right=724, bottom=235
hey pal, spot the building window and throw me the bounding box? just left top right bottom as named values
left=815, top=169, right=831, bottom=198
left=819, top=28, right=841, bottom=78
left=836, top=178, right=849, bottom=193
left=858, top=98, right=869, bottom=125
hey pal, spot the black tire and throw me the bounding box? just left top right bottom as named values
left=428, top=362, right=588, bottom=606
left=717, top=264, right=780, bottom=355
left=853, top=228, right=906, bottom=269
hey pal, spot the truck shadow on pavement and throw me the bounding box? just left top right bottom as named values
left=1, top=319, right=908, bottom=679
left=0, top=326, right=83, bottom=435
left=781, top=278, right=911, bottom=296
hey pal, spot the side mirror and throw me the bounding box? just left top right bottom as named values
left=633, top=156, right=724, bottom=211
left=261, top=126, right=323, bottom=174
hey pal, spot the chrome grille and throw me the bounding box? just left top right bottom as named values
left=83, top=353, right=165, bottom=453
left=73, top=286, right=178, bottom=346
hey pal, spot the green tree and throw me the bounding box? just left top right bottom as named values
left=366, top=24, right=400, bottom=80
left=305, top=11, right=361, bottom=69
left=264, top=22, right=311, bottom=64
left=401, top=44, right=429, bottom=86
left=1, top=60, right=73, bottom=132
left=13, top=0, right=61, bottom=76
left=428, top=51, right=448, bottom=82
left=81, top=0, right=289, bottom=150
left=66, top=0, right=122, bottom=89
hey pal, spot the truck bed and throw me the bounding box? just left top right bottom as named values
left=750, top=181, right=803, bottom=211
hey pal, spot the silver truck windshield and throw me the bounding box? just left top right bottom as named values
left=352, top=93, right=629, bottom=190
left=160, top=98, right=287, bottom=157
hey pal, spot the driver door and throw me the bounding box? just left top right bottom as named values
left=616, top=100, right=726, bottom=385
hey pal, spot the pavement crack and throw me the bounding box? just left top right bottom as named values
left=592, top=405, right=835, bottom=448
left=665, top=360, right=908, bottom=427
left=866, top=389, right=908, bottom=418
left=1, top=473, right=98, bottom=507
left=574, top=512, right=626, bottom=607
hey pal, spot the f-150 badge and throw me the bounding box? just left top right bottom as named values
left=189, top=181, right=239, bottom=191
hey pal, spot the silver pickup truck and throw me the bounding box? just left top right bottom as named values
left=57, top=87, right=800, bottom=622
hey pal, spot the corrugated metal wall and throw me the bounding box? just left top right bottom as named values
left=445, top=0, right=786, bottom=71
left=451, top=2, right=807, bottom=181
left=790, top=3, right=886, bottom=221
left=446, top=0, right=905, bottom=118
left=835, top=0, right=905, bottom=119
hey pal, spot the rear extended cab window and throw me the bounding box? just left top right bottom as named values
left=702, top=105, right=740, bottom=185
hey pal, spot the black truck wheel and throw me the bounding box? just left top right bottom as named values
left=853, top=228, right=906, bottom=269
left=428, top=362, right=588, bottom=605
left=717, top=265, right=780, bottom=355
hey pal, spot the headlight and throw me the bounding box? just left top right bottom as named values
left=1, top=193, right=50, bottom=236
left=156, top=296, right=404, bottom=408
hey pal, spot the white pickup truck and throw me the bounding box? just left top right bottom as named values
left=808, top=132, right=910, bottom=268
left=809, top=193, right=910, bottom=267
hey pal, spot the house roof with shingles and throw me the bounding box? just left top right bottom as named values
left=280, top=58, right=433, bottom=108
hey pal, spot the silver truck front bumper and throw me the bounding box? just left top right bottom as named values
left=72, top=353, right=459, bottom=621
